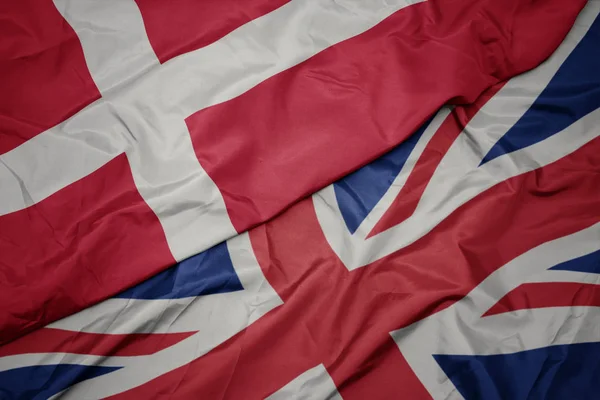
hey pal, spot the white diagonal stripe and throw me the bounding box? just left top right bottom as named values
left=49, top=233, right=282, bottom=334
left=267, top=364, right=344, bottom=400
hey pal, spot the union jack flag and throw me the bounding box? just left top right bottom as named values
left=0, top=0, right=599, bottom=398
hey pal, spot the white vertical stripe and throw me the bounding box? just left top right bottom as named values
left=53, top=0, right=159, bottom=94
left=117, top=101, right=237, bottom=260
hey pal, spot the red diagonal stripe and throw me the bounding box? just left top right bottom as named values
left=368, top=84, right=503, bottom=237
left=485, top=282, right=600, bottom=317
left=0, top=328, right=195, bottom=357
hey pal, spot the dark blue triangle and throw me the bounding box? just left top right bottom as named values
left=481, top=14, right=600, bottom=165
left=435, top=341, right=600, bottom=400
left=0, top=364, right=120, bottom=400
left=550, top=249, right=600, bottom=274
left=117, top=241, right=243, bottom=300
left=333, top=117, right=432, bottom=233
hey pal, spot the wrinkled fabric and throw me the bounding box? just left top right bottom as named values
left=0, top=0, right=587, bottom=345
left=1, top=0, right=600, bottom=398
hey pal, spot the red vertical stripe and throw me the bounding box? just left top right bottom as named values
left=187, top=0, right=585, bottom=233
left=135, top=0, right=289, bottom=63
left=0, top=0, right=100, bottom=155
left=0, top=154, right=175, bottom=344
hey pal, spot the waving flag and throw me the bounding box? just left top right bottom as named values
left=1, top=0, right=599, bottom=397
left=0, top=0, right=587, bottom=345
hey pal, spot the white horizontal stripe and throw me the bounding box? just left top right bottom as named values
left=0, top=99, right=129, bottom=215
left=315, top=1, right=600, bottom=270
left=391, top=222, right=600, bottom=399
left=268, top=364, right=343, bottom=400
left=159, top=0, right=426, bottom=118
